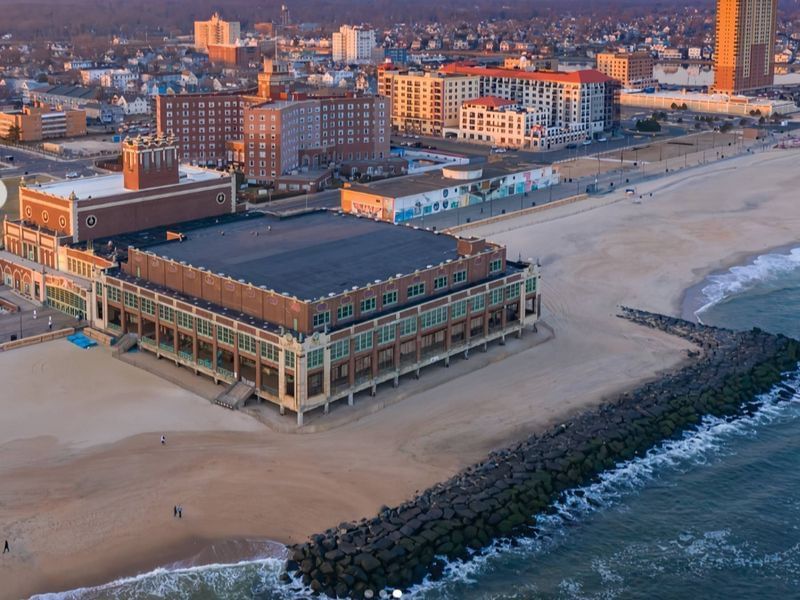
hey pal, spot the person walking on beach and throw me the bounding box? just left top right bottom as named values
left=3, top=540, right=9, bottom=554
left=48, top=316, right=53, bottom=331
left=161, top=435, right=166, bottom=445
left=173, top=505, right=177, bottom=518
left=178, top=505, right=182, bottom=519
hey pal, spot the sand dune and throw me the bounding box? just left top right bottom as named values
left=1, top=148, right=799, bottom=599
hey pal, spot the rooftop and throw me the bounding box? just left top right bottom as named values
left=464, top=96, right=517, bottom=108
left=143, top=210, right=463, bottom=301
left=344, top=160, right=546, bottom=199
left=31, top=165, right=228, bottom=201
left=441, top=63, right=613, bottom=85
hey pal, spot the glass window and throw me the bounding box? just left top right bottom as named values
left=453, top=270, right=467, bottom=284
left=216, top=325, right=234, bottom=345
left=354, top=331, right=373, bottom=353
left=525, top=278, right=537, bottom=294
left=238, top=332, right=256, bottom=354
left=285, top=350, right=296, bottom=369
left=197, top=318, right=212, bottom=338
left=337, top=304, right=353, bottom=320
left=377, top=323, right=396, bottom=345
left=140, top=298, right=155, bottom=316
left=434, top=275, right=448, bottom=291
left=158, top=304, right=174, bottom=323
left=420, top=306, right=448, bottom=329
left=123, top=291, right=138, bottom=309
left=176, top=311, right=194, bottom=330
left=471, top=294, right=485, bottom=313
left=307, top=348, right=324, bottom=370
left=407, top=282, right=425, bottom=299
left=506, top=283, right=521, bottom=300
left=489, top=288, right=504, bottom=305
left=261, top=341, right=279, bottom=362
left=382, top=290, right=398, bottom=307
left=330, top=339, right=350, bottom=361
left=360, top=297, right=376, bottom=314
left=313, top=311, right=331, bottom=328
left=451, top=300, right=467, bottom=319
left=96, top=282, right=103, bottom=297
left=399, top=316, right=418, bottom=337
left=489, top=259, right=503, bottom=273
left=106, top=286, right=121, bottom=303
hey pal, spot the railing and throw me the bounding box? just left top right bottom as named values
left=107, top=323, right=122, bottom=332
left=197, top=357, right=212, bottom=370
left=216, top=366, right=235, bottom=379
left=178, top=350, right=193, bottom=362
left=140, top=336, right=156, bottom=347
left=159, top=342, right=175, bottom=354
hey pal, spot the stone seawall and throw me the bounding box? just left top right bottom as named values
left=285, top=310, right=800, bottom=598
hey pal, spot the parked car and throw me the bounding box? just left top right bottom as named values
left=582, top=140, right=592, bottom=146
left=65, top=171, right=80, bottom=179
left=597, top=137, right=608, bottom=142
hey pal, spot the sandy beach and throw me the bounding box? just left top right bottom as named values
left=1, top=147, right=799, bottom=599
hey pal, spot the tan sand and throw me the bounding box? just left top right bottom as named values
left=2, top=147, right=800, bottom=598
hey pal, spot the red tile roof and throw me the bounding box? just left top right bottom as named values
left=463, top=96, right=517, bottom=108
left=440, top=63, right=613, bottom=85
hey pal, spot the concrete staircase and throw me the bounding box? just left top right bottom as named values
left=214, top=381, right=255, bottom=410
left=112, top=333, right=138, bottom=357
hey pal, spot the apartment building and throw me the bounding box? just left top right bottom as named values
left=243, top=95, right=390, bottom=184
left=713, top=0, right=778, bottom=94
left=596, top=51, right=656, bottom=89
left=377, top=66, right=480, bottom=135
left=331, top=25, right=377, bottom=64
left=457, top=97, right=541, bottom=148
left=440, top=63, right=618, bottom=150
left=194, top=12, right=241, bottom=51
left=155, top=89, right=253, bottom=165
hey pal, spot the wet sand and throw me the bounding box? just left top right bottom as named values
left=2, top=147, right=799, bottom=599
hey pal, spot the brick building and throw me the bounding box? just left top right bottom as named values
left=242, top=94, right=390, bottom=185
left=96, top=210, right=540, bottom=424
left=194, top=12, right=240, bottom=51
left=155, top=89, right=254, bottom=165
left=207, top=43, right=260, bottom=68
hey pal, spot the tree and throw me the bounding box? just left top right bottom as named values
left=670, top=102, right=678, bottom=110
left=636, top=118, right=661, bottom=133
left=3, top=124, right=21, bottom=142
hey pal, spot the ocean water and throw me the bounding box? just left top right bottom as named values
left=37, top=248, right=800, bottom=600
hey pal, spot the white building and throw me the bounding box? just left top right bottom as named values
left=457, top=97, right=542, bottom=148
left=99, top=69, right=136, bottom=90
left=113, top=94, right=150, bottom=115
left=441, top=64, right=617, bottom=151
left=332, top=25, right=377, bottom=64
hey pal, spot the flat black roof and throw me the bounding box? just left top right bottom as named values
left=145, top=210, right=461, bottom=301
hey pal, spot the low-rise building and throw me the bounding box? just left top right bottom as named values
left=340, top=161, right=557, bottom=223
left=0, top=103, right=86, bottom=141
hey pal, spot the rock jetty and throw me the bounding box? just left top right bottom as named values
left=285, top=309, right=800, bottom=598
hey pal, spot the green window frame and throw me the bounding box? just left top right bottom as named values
left=285, top=350, right=296, bottom=369
left=525, top=278, right=537, bottom=294
left=123, top=291, right=138, bottom=309
left=176, top=311, right=194, bottom=330
left=216, top=324, right=234, bottom=345
left=434, top=275, right=448, bottom=291
left=489, top=288, right=504, bottom=306
left=238, top=332, right=256, bottom=354
left=451, top=300, right=467, bottom=319
left=158, top=304, right=174, bottom=323
left=337, top=303, right=353, bottom=320
left=196, top=318, right=213, bottom=338
left=106, top=286, right=121, bottom=303
left=453, top=270, right=467, bottom=284
left=377, top=323, right=396, bottom=345
left=360, top=297, right=376, bottom=314
left=489, top=258, right=503, bottom=274
left=420, top=306, right=448, bottom=330
left=330, top=339, right=350, bottom=361
left=313, top=311, right=331, bottom=328
left=261, top=341, right=279, bottom=362
left=141, top=297, right=155, bottom=316
left=96, top=282, right=103, bottom=297
left=399, top=316, right=418, bottom=337
left=307, top=348, right=324, bottom=370
left=382, top=290, right=398, bottom=307
left=354, top=331, right=373, bottom=353
left=506, top=283, right=521, bottom=300
left=407, top=282, right=425, bottom=299
left=471, top=294, right=485, bottom=313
